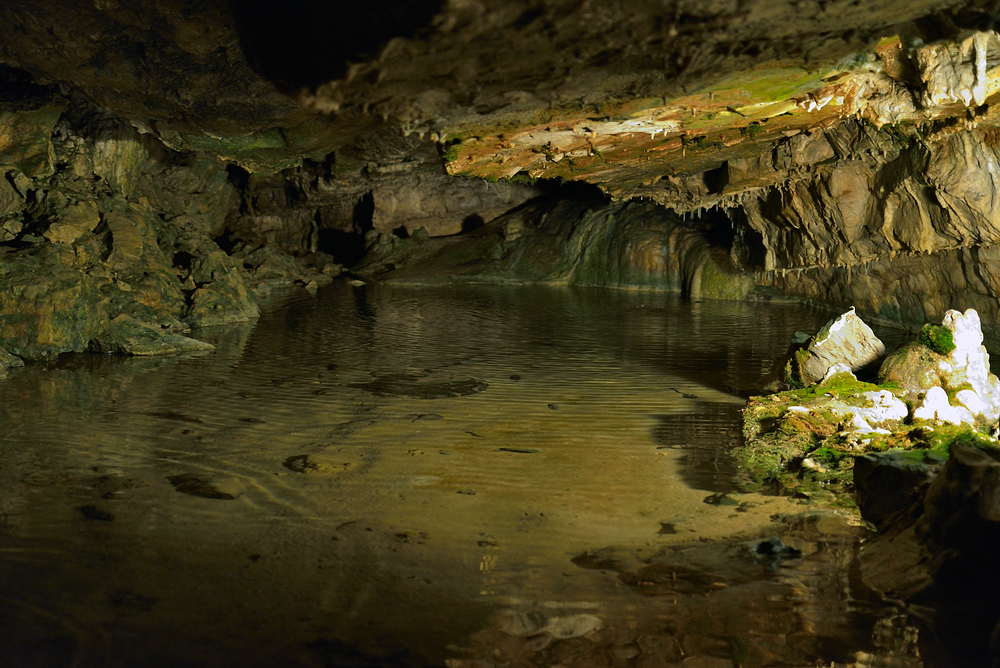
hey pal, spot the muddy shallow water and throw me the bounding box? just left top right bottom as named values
left=0, top=284, right=925, bottom=667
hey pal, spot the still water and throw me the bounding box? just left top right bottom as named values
left=0, top=283, right=922, bottom=667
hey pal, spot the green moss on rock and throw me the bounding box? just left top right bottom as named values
left=919, top=323, right=956, bottom=355
left=739, top=374, right=1000, bottom=501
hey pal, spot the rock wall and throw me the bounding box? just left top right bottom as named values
left=0, top=85, right=337, bottom=361
left=229, top=129, right=539, bottom=259
left=732, top=121, right=1000, bottom=271
left=757, top=244, right=1000, bottom=347
left=354, top=193, right=755, bottom=299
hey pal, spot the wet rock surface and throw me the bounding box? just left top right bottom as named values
left=0, top=89, right=342, bottom=366
left=856, top=443, right=1000, bottom=667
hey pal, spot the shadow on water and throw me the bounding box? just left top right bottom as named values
left=653, top=403, right=744, bottom=493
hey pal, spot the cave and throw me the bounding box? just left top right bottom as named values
left=4, top=1, right=1000, bottom=666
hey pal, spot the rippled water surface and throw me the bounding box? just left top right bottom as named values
left=0, top=284, right=923, bottom=667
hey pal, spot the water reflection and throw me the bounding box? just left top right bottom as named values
left=0, top=284, right=922, bottom=666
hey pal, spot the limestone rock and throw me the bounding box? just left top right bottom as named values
left=940, top=309, right=1000, bottom=415
left=916, top=31, right=998, bottom=108
left=0, top=348, right=24, bottom=369
left=0, top=347, right=24, bottom=380
left=88, top=314, right=213, bottom=356
left=92, top=128, right=149, bottom=197
left=880, top=308, right=1000, bottom=424
left=0, top=256, right=109, bottom=359
left=43, top=200, right=100, bottom=244
left=185, top=252, right=259, bottom=327
left=789, top=307, right=885, bottom=386
left=0, top=172, right=25, bottom=217
left=877, top=342, right=942, bottom=393
left=0, top=107, right=62, bottom=178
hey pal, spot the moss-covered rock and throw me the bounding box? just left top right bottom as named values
left=879, top=309, right=1000, bottom=426
left=879, top=342, right=943, bottom=394
left=739, top=372, right=912, bottom=493
left=741, top=309, right=1000, bottom=501
left=919, top=323, right=956, bottom=355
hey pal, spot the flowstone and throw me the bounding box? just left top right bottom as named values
left=880, top=308, right=1000, bottom=426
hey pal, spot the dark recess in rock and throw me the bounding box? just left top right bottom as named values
left=228, top=0, right=446, bottom=92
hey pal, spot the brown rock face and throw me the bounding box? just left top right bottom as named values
left=4, top=0, right=1000, bottom=357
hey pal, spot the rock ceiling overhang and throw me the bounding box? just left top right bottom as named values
left=435, top=30, right=1000, bottom=209
left=3, top=0, right=1000, bottom=188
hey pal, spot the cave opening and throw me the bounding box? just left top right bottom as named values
left=316, top=191, right=375, bottom=267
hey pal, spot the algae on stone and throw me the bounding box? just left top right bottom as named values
left=741, top=308, right=1000, bottom=499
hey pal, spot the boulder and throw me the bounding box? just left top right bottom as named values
left=856, top=443, right=1000, bottom=666
left=787, top=307, right=885, bottom=386
left=88, top=314, right=214, bottom=356
left=43, top=200, right=100, bottom=245
left=854, top=450, right=945, bottom=529
left=0, top=347, right=24, bottom=379
left=185, top=251, right=259, bottom=327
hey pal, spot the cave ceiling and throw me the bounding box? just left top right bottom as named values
left=3, top=0, right=999, bottom=199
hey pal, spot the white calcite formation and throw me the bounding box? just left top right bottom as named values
left=896, top=309, right=1000, bottom=424
left=904, top=309, right=1000, bottom=425
left=787, top=366, right=909, bottom=435
left=913, top=386, right=975, bottom=426
left=829, top=386, right=909, bottom=434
